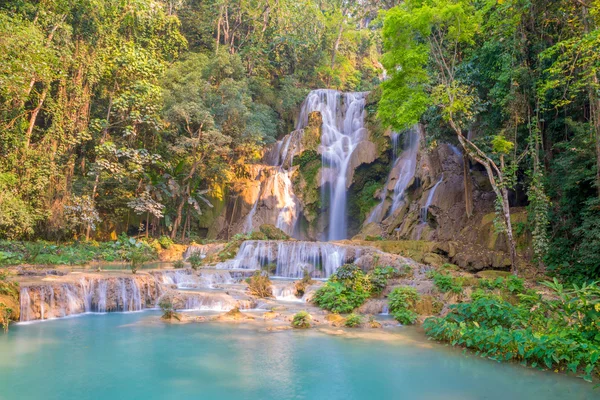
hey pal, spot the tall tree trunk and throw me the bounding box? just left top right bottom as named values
left=24, top=86, right=48, bottom=148
left=171, top=196, right=186, bottom=240
left=453, top=122, right=518, bottom=274
left=463, top=153, right=473, bottom=218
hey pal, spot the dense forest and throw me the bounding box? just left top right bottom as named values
left=0, top=0, right=599, bottom=282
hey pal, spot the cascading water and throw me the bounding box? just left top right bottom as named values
left=19, top=275, right=158, bottom=322
left=415, top=174, right=444, bottom=240
left=390, top=128, right=420, bottom=214
left=297, top=89, right=369, bottom=240
left=243, top=132, right=300, bottom=236
left=367, top=128, right=420, bottom=223
left=221, top=240, right=350, bottom=278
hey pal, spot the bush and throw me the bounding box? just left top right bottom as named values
left=424, top=279, right=600, bottom=382
left=388, top=286, right=420, bottom=325
left=428, top=270, right=463, bottom=294
left=294, top=269, right=314, bottom=298
left=246, top=271, right=273, bottom=298
left=368, top=266, right=398, bottom=295
left=478, top=275, right=525, bottom=294
left=345, top=313, right=363, bottom=328
left=292, top=311, right=312, bottom=329
left=159, top=297, right=179, bottom=320
left=172, top=259, right=184, bottom=269
left=313, top=264, right=372, bottom=313
left=158, top=236, right=174, bottom=249
left=126, top=246, right=153, bottom=274
left=188, top=254, right=203, bottom=270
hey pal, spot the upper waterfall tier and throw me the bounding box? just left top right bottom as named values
left=297, top=89, right=369, bottom=241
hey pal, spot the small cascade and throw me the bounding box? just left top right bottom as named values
left=19, top=275, right=159, bottom=322
left=155, top=269, right=235, bottom=289
left=222, top=240, right=349, bottom=278
left=367, top=129, right=420, bottom=223
left=380, top=304, right=390, bottom=316
left=242, top=132, right=301, bottom=237
left=297, top=89, right=369, bottom=241
left=390, top=128, right=420, bottom=214
left=419, top=174, right=444, bottom=223
left=183, top=295, right=235, bottom=311
left=415, top=174, right=444, bottom=240
left=272, top=284, right=304, bottom=302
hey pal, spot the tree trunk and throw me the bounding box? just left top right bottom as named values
left=463, top=153, right=473, bottom=218
left=24, top=86, right=48, bottom=148
left=171, top=196, right=186, bottom=240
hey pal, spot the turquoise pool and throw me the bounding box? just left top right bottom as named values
left=0, top=312, right=596, bottom=400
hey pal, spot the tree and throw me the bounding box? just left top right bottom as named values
left=379, top=0, right=520, bottom=273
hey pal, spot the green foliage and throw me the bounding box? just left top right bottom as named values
left=126, top=246, right=153, bottom=274
left=292, top=311, right=312, bottom=329
left=159, top=297, right=179, bottom=321
left=368, top=266, right=399, bottom=295
left=172, top=259, right=184, bottom=269
left=158, top=236, right=174, bottom=249
left=388, top=286, right=420, bottom=325
left=0, top=237, right=156, bottom=266
left=424, top=279, right=600, bottom=382
left=427, top=270, right=463, bottom=294
left=345, top=313, right=363, bottom=328
left=187, top=254, right=203, bottom=270
left=478, top=275, right=525, bottom=295
left=313, top=264, right=372, bottom=313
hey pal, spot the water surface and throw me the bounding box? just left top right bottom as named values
left=0, top=312, right=596, bottom=400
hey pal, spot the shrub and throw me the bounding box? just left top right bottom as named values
left=428, top=270, right=463, bottom=294
left=172, top=259, right=184, bottom=269
left=158, top=236, right=174, bottom=249
left=345, top=313, right=363, bottom=328
left=246, top=271, right=273, bottom=298
left=424, top=279, right=600, bottom=382
left=188, top=254, right=203, bottom=270
left=478, top=275, right=525, bottom=294
left=368, top=266, right=398, bottom=295
left=126, top=246, right=153, bottom=274
left=388, top=286, right=420, bottom=325
left=292, top=311, right=312, bottom=329
left=313, top=264, right=372, bottom=313
left=159, top=297, right=179, bottom=320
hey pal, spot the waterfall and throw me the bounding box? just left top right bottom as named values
left=297, top=89, right=369, bottom=240
left=390, top=128, right=420, bottom=214
left=155, top=270, right=235, bottom=289
left=415, top=174, right=444, bottom=240
left=19, top=276, right=156, bottom=322
left=367, top=128, right=420, bottom=223
left=420, top=174, right=444, bottom=223
left=242, top=132, right=300, bottom=236
left=221, top=240, right=349, bottom=278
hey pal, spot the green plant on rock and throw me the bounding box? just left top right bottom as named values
left=0, top=303, right=12, bottom=333
left=159, top=297, right=180, bottom=321
left=246, top=271, right=273, bottom=298
left=428, top=270, right=463, bottom=294
left=158, top=236, right=174, bottom=249
left=126, top=246, right=153, bottom=274
left=187, top=254, right=203, bottom=270
left=345, top=313, right=363, bottom=328
left=388, top=286, right=420, bottom=325
left=172, top=259, right=184, bottom=269
left=368, top=266, right=399, bottom=295
left=292, top=311, right=311, bottom=329
left=313, top=264, right=372, bottom=313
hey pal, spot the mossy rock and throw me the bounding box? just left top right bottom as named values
left=325, top=313, right=346, bottom=327
left=249, top=231, right=268, bottom=240
left=415, top=295, right=443, bottom=316
left=259, top=224, right=290, bottom=240
left=476, top=270, right=512, bottom=279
